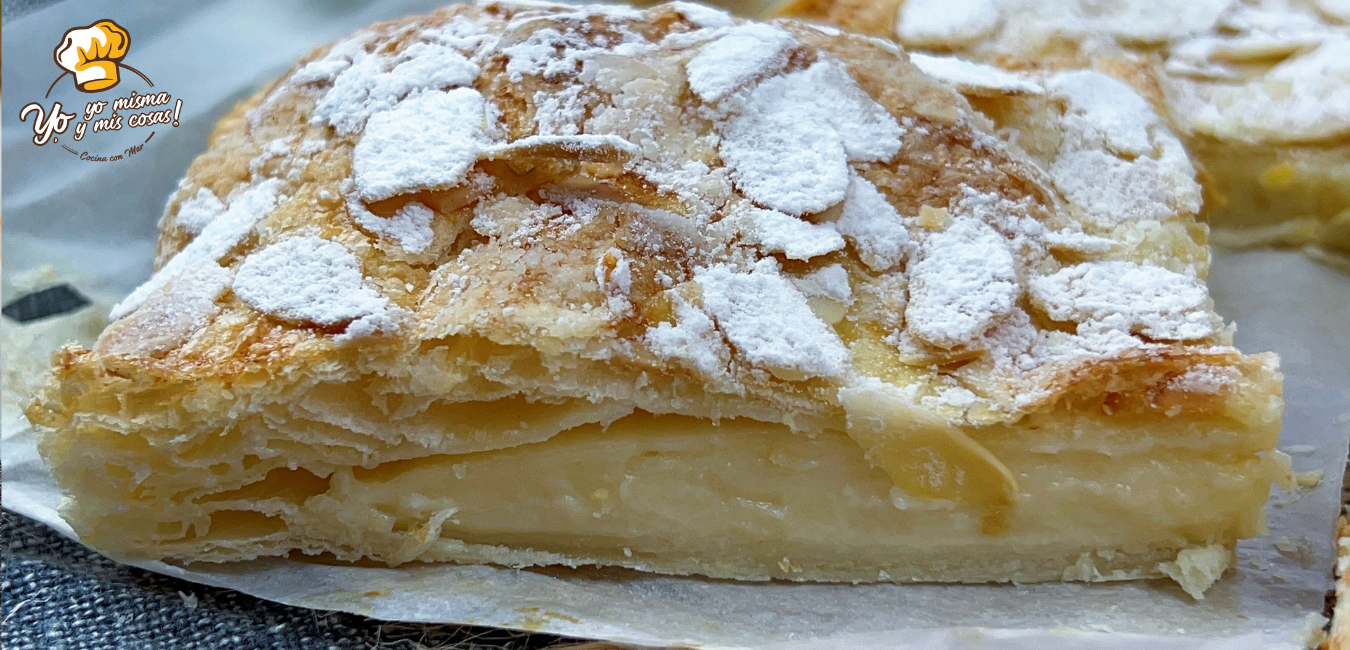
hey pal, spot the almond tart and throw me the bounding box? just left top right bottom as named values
left=26, top=0, right=1290, bottom=598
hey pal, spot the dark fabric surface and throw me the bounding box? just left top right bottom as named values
left=1, top=510, right=590, bottom=649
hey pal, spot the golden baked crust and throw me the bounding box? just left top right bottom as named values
left=772, top=0, right=1350, bottom=270
left=28, top=1, right=1286, bottom=595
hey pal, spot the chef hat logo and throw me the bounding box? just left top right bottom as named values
left=53, top=20, right=133, bottom=93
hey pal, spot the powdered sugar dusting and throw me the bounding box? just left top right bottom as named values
left=352, top=88, right=488, bottom=202
left=696, top=260, right=849, bottom=379
left=835, top=174, right=910, bottom=271
left=909, top=53, right=1043, bottom=95
left=311, top=43, right=479, bottom=136
left=669, top=1, right=735, bottom=28
left=348, top=197, right=436, bottom=254
left=720, top=108, right=849, bottom=216
left=233, top=236, right=393, bottom=334
left=502, top=22, right=652, bottom=84
left=173, top=188, right=226, bottom=235
left=291, top=32, right=374, bottom=85
left=1044, top=230, right=1119, bottom=254
left=645, top=291, right=730, bottom=377
left=1049, top=71, right=1155, bottom=156
left=1045, top=71, right=1202, bottom=226
left=1028, top=261, right=1214, bottom=341
left=422, top=14, right=498, bottom=57
left=1168, top=364, right=1238, bottom=394
left=533, top=85, right=587, bottom=135
left=685, top=24, right=798, bottom=102
left=595, top=247, right=634, bottom=316
left=197, top=4, right=1243, bottom=425
left=897, top=0, right=1000, bottom=47
left=742, top=206, right=846, bottom=260
left=1051, top=149, right=1187, bottom=226
left=905, top=218, right=1019, bottom=349
left=482, top=133, right=639, bottom=159
left=717, top=59, right=903, bottom=216
left=791, top=264, right=853, bottom=304
left=111, top=179, right=283, bottom=320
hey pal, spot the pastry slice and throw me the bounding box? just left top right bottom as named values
left=28, top=0, right=1290, bottom=598
left=773, top=0, right=1350, bottom=271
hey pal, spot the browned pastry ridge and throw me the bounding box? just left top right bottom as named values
left=27, top=0, right=1289, bottom=598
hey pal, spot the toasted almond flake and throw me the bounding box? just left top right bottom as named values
left=352, top=88, right=488, bottom=202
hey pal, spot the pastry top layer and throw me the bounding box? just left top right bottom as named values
left=58, top=0, right=1265, bottom=434
left=783, top=0, right=1350, bottom=144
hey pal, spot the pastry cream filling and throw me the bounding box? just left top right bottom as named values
left=111, top=412, right=1281, bottom=585
left=65, top=400, right=1281, bottom=575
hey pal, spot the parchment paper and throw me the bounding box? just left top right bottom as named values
left=3, top=1, right=1348, bottom=648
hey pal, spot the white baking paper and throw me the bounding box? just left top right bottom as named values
left=3, top=1, right=1348, bottom=648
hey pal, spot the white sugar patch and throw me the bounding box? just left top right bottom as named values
left=233, top=236, right=392, bottom=334
left=249, top=138, right=295, bottom=176
left=353, top=88, right=488, bottom=202
left=595, top=247, right=634, bottom=316
left=482, top=133, right=639, bottom=159
left=1050, top=147, right=1190, bottom=226
left=312, top=42, right=479, bottom=135
left=1029, top=261, right=1214, bottom=341
left=835, top=174, right=910, bottom=271
left=645, top=291, right=730, bottom=377
left=791, top=264, right=852, bottom=304
left=796, top=60, right=904, bottom=163
left=897, top=0, right=999, bottom=47
left=503, top=28, right=587, bottom=81
left=502, top=25, right=650, bottom=83
left=669, top=1, right=735, bottom=28
left=742, top=206, right=845, bottom=260
left=1168, top=364, right=1238, bottom=394
left=291, top=32, right=373, bottom=85
left=111, top=179, right=283, bottom=320
left=1045, top=71, right=1201, bottom=226
left=905, top=218, right=1018, bottom=349
left=422, top=14, right=498, bottom=58
left=685, top=24, right=798, bottom=102
left=1049, top=71, right=1155, bottom=156
left=167, top=262, right=234, bottom=327
left=696, top=260, right=849, bottom=379
left=719, top=59, right=903, bottom=216
left=720, top=109, right=849, bottom=216
left=533, top=85, right=586, bottom=135
left=922, top=384, right=980, bottom=411
left=1044, top=230, right=1120, bottom=254
left=97, top=262, right=235, bottom=357
left=510, top=4, right=646, bottom=27
left=348, top=196, right=436, bottom=253
left=909, top=53, right=1043, bottom=95
left=174, top=188, right=226, bottom=235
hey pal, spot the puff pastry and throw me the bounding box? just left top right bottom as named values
left=28, top=0, right=1290, bottom=598
left=774, top=0, right=1350, bottom=270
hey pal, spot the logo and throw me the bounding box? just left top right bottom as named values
left=19, top=18, right=185, bottom=162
